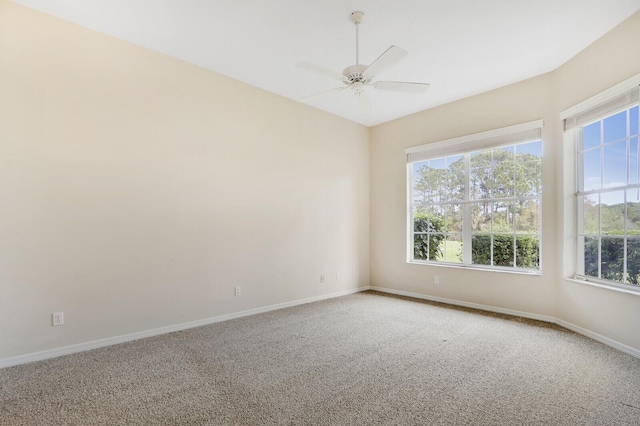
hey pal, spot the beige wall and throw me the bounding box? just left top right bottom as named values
left=371, top=10, right=640, bottom=351
left=0, top=1, right=369, bottom=359
left=554, top=11, right=640, bottom=350
left=370, top=73, right=558, bottom=317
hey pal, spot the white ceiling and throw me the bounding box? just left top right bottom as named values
left=11, top=0, right=640, bottom=127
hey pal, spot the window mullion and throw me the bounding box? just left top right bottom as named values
left=598, top=123, right=604, bottom=280
left=624, top=191, right=628, bottom=282
left=463, top=153, right=472, bottom=264
left=408, top=162, right=416, bottom=262
left=597, top=198, right=602, bottom=279
left=624, top=111, right=630, bottom=282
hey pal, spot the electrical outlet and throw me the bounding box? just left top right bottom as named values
left=234, top=286, right=241, bottom=296
left=52, top=312, right=64, bottom=326
left=336, top=272, right=340, bottom=281
left=434, top=276, right=440, bottom=284
left=320, top=275, right=325, bottom=283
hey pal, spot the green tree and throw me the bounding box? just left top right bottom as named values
left=413, top=146, right=541, bottom=268
left=471, top=235, right=539, bottom=267
left=413, top=214, right=445, bottom=260
left=470, top=149, right=541, bottom=231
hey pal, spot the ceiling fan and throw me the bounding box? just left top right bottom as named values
left=296, top=11, right=430, bottom=113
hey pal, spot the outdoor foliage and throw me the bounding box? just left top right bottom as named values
left=471, top=235, right=539, bottom=268
left=582, top=200, right=640, bottom=285
left=584, top=236, right=640, bottom=285
left=413, top=215, right=445, bottom=260
left=412, top=144, right=541, bottom=269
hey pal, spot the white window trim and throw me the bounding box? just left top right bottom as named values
left=561, top=72, right=640, bottom=292
left=560, top=74, right=640, bottom=126
left=406, top=120, right=544, bottom=274
left=406, top=120, right=543, bottom=162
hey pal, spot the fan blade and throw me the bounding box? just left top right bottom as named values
left=298, top=86, right=347, bottom=103
left=364, top=46, right=408, bottom=77
left=296, top=62, right=346, bottom=81
left=374, top=81, right=430, bottom=94
left=355, top=91, right=372, bottom=114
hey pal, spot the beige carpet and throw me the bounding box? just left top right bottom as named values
left=2, top=291, right=640, bottom=425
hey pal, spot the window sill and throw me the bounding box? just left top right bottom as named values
left=564, top=276, right=640, bottom=296
left=408, top=260, right=541, bottom=276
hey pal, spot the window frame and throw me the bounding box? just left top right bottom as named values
left=406, top=121, right=544, bottom=274
left=574, top=104, right=640, bottom=289
left=561, top=74, right=640, bottom=293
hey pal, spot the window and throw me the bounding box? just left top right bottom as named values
left=576, top=105, right=640, bottom=286
left=406, top=121, right=543, bottom=272
left=562, top=76, right=640, bottom=291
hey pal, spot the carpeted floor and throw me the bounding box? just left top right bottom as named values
left=2, top=291, right=640, bottom=425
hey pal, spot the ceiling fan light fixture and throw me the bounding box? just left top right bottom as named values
left=296, top=11, right=430, bottom=110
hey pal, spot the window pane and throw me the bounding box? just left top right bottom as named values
left=603, top=140, right=627, bottom=188
left=583, top=236, right=599, bottom=278
left=516, top=141, right=542, bottom=160
left=412, top=161, right=431, bottom=204
left=492, top=160, right=515, bottom=198
left=443, top=234, right=463, bottom=263
left=516, top=236, right=539, bottom=269
left=413, top=234, right=430, bottom=260
left=515, top=161, right=541, bottom=197
left=491, top=147, right=514, bottom=198
left=627, top=189, right=640, bottom=236
left=414, top=159, right=447, bottom=203
left=582, top=148, right=601, bottom=191
left=582, top=194, right=599, bottom=235
left=471, top=202, right=491, bottom=232
left=443, top=204, right=463, bottom=233
left=630, top=138, right=638, bottom=185
left=626, top=238, right=640, bottom=285
left=601, top=237, right=624, bottom=282
left=603, top=111, right=627, bottom=143
left=430, top=157, right=446, bottom=169
left=471, top=234, right=491, bottom=265
left=413, top=204, right=426, bottom=220
left=496, top=145, right=515, bottom=156
left=414, top=233, right=446, bottom=261
left=493, top=235, right=514, bottom=267
left=446, top=155, right=465, bottom=201
left=414, top=211, right=443, bottom=233
left=583, top=121, right=601, bottom=150
left=515, top=200, right=539, bottom=233
left=631, top=106, right=639, bottom=136
left=413, top=212, right=428, bottom=233
left=601, top=191, right=624, bottom=235
left=426, top=203, right=443, bottom=218
left=430, top=234, right=446, bottom=262
left=493, top=201, right=514, bottom=233
left=470, top=151, right=491, bottom=200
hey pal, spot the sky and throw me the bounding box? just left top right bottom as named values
left=582, top=105, right=639, bottom=203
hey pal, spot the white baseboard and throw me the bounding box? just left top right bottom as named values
left=370, top=286, right=640, bottom=359
left=369, top=286, right=557, bottom=323
left=0, top=286, right=371, bottom=369
left=554, top=319, right=640, bottom=359
left=4, top=285, right=639, bottom=368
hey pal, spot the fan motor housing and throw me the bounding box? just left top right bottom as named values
left=343, top=64, right=370, bottom=85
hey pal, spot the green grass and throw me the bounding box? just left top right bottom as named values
left=436, top=240, right=463, bottom=263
